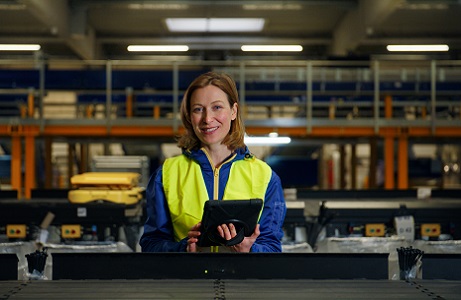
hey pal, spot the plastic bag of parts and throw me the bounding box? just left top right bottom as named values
left=25, top=248, right=49, bottom=280
left=390, top=247, right=424, bottom=281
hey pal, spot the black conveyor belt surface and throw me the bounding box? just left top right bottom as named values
left=1, top=280, right=460, bottom=300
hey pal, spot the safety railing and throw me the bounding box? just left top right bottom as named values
left=0, top=58, right=460, bottom=136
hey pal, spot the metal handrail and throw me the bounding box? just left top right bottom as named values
left=0, top=58, right=460, bottom=135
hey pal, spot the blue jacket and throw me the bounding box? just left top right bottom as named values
left=140, top=146, right=286, bottom=252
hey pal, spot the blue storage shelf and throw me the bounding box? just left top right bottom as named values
left=0, top=94, right=27, bottom=117
left=0, top=155, right=11, bottom=178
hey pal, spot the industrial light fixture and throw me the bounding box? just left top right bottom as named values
left=0, top=44, right=41, bottom=51
left=386, top=44, right=449, bottom=52
left=241, top=45, right=303, bottom=52
left=243, top=4, right=302, bottom=10
left=166, top=18, right=265, bottom=32
left=128, top=3, right=188, bottom=10
left=127, top=45, right=189, bottom=52
left=244, top=133, right=291, bottom=146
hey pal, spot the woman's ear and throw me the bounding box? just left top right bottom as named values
left=231, top=103, right=238, bottom=120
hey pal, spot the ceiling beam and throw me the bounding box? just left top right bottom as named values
left=67, top=26, right=99, bottom=60
left=19, top=0, right=69, bottom=36
left=66, top=2, right=100, bottom=60
left=19, top=0, right=98, bottom=60
left=329, top=0, right=405, bottom=56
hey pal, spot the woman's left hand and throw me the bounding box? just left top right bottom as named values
left=186, top=222, right=201, bottom=252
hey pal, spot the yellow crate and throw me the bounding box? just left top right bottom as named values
left=70, top=172, right=140, bottom=188
left=68, top=187, right=143, bottom=205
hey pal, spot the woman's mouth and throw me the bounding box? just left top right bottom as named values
left=201, top=127, right=218, bottom=134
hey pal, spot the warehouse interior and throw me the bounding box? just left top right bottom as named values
left=1, top=0, right=461, bottom=298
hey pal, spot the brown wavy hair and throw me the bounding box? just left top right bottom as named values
left=177, top=71, right=245, bottom=151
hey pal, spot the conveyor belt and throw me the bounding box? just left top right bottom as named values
left=51, top=252, right=389, bottom=280
left=1, top=279, right=460, bottom=299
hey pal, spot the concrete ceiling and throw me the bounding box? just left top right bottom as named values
left=0, top=0, right=460, bottom=61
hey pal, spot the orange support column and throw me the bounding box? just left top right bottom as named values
left=11, top=135, right=22, bottom=198
left=153, top=106, right=160, bottom=119
left=397, top=134, right=409, bottom=189
left=27, top=89, right=35, bottom=118
left=384, top=95, right=395, bottom=189
left=384, top=137, right=395, bottom=189
left=384, top=94, right=392, bottom=119
left=44, top=137, right=53, bottom=188
left=24, top=135, right=36, bottom=199
left=421, top=106, right=427, bottom=119
left=126, top=87, right=133, bottom=118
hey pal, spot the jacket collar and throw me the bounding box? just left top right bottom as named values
left=182, top=146, right=252, bottom=168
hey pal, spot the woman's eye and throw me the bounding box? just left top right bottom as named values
left=192, top=107, right=203, bottom=113
left=213, top=105, right=222, bottom=110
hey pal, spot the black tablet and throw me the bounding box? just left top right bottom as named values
left=197, top=199, right=263, bottom=247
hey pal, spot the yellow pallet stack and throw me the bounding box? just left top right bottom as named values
left=68, top=172, right=144, bottom=205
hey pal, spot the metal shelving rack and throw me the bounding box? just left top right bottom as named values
left=0, top=58, right=460, bottom=198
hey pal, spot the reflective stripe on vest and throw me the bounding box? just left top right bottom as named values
left=163, top=154, right=271, bottom=242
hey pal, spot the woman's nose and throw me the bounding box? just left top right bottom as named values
left=203, top=109, right=214, bottom=123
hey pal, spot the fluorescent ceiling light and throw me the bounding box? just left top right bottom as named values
left=127, top=45, right=189, bottom=52
left=166, top=18, right=264, bottom=32
left=243, top=4, right=301, bottom=10
left=0, top=44, right=41, bottom=51
left=128, top=3, right=188, bottom=10
left=386, top=44, right=449, bottom=52
left=244, top=134, right=291, bottom=146
left=241, top=45, right=303, bottom=52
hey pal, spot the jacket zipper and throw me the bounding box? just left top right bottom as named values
left=202, top=148, right=237, bottom=252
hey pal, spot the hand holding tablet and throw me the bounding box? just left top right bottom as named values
left=197, top=199, right=263, bottom=247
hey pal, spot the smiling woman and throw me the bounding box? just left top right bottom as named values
left=139, top=71, right=287, bottom=253
left=189, top=85, right=237, bottom=157
left=177, top=72, right=245, bottom=160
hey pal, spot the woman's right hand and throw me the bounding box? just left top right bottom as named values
left=186, top=222, right=201, bottom=252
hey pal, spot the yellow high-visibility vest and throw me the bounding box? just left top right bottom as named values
left=162, top=153, right=271, bottom=242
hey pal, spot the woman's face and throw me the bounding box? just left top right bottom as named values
left=190, top=85, right=237, bottom=149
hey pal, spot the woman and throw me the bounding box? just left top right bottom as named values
left=140, top=71, right=286, bottom=252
